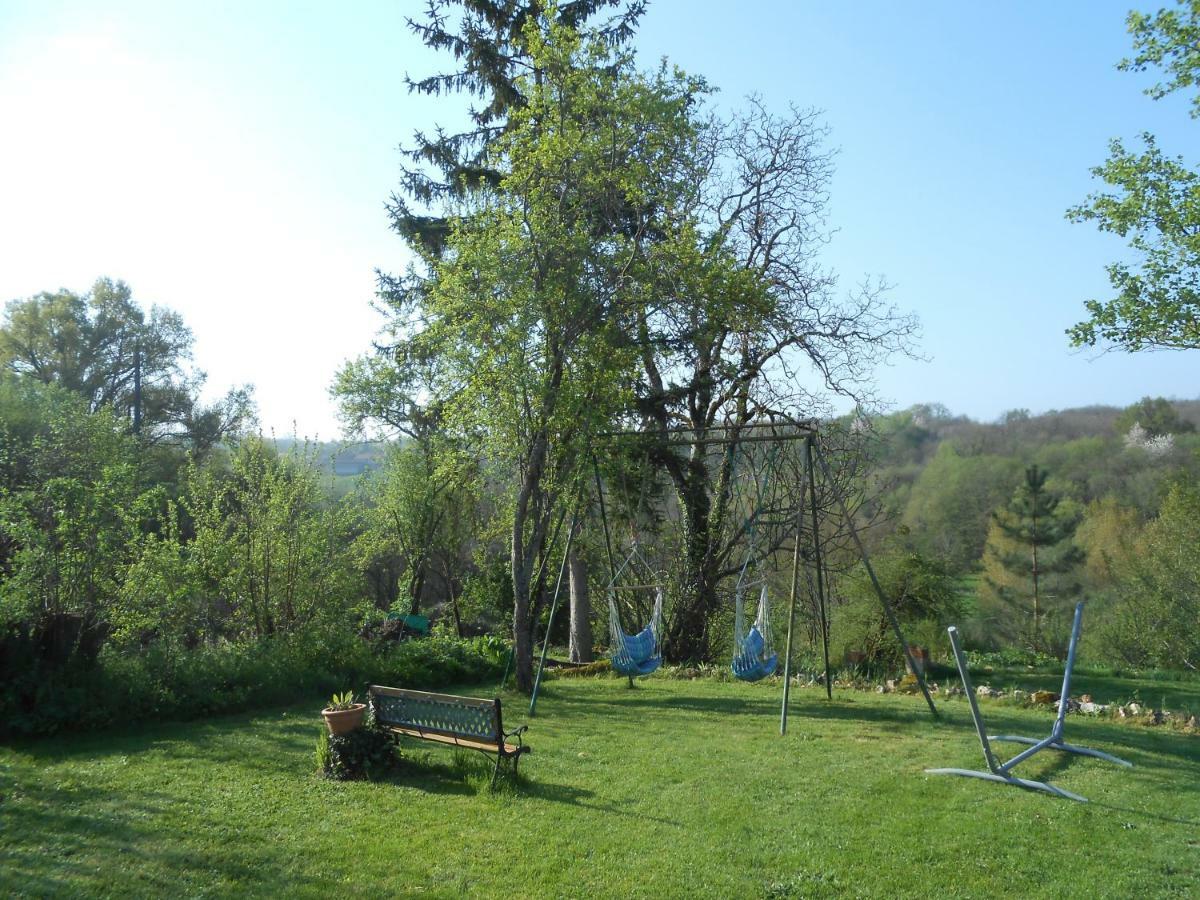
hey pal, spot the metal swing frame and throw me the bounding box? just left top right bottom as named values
left=587, top=423, right=941, bottom=730
left=926, top=603, right=1130, bottom=802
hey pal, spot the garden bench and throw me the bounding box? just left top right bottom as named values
left=367, top=685, right=529, bottom=787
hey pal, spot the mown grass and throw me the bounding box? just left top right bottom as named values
left=1, top=675, right=1197, bottom=898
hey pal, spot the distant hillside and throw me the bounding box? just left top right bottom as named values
left=272, top=438, right=390, bottom=477
left=861, top=396, right=1200, bottom=574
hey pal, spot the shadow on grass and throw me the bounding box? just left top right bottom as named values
left=936, top=701, right=1200, bottom=773
left=0, top=775, right=324, bottom=896
left=380, top=741, right=677, bottom=825
left=541, top=682, right=943, bottom=735
left=517, top=777, right=678, bottom=826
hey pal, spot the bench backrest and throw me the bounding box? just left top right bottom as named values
left=369, top=685, right=501, bottom=742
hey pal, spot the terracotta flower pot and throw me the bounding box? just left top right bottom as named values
left=322, top=703, right=367, bottom=735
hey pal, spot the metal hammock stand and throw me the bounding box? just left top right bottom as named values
left=987, top=602, right=1132, bottom=769
left=925, top=603, right=1130, bottom=802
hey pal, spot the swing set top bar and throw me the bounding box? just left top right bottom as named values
left=596, top=421, right=820, bottom=447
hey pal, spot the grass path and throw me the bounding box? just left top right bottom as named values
left=2, top=676, right=1197, bottom=898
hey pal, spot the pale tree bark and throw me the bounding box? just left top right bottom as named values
left=568, top=548, right=593, bottom=663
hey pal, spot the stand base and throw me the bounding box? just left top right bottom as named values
left=990, top=735, right=1133, bottom=768
left=924, top=768, right=1087, bottom=802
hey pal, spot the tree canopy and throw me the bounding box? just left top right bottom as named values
left=1068, top=0, right=1200, bottom=351
left=0, top=278, right=254, bottom=451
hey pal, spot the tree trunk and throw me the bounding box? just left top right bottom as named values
left=568, top=549, right=593, bottom=663
left=408, top=561, right=427, bottom=617
left=664, top=467, right=717, bottom=662
left=1031, top=505, right=1040, bottom=652
left=512, top=552, right=534, bottom=692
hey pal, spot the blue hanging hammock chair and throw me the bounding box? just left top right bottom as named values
left=731, top=582, right=777, bottom=682
left=609, top=587, right=663, bottom=677
left=606, top=544, right=664, bottom=678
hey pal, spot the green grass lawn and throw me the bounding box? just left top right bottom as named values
left=2, top=675, right=1198, bottom=898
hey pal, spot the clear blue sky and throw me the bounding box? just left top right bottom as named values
left=0, top=0, right=1195, bottom=437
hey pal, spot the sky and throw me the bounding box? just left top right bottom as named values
left=0, top=0, right=1195, bottom=438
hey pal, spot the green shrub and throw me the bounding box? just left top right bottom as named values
left=318, top=725, right=400, bottom=781
left=0, top=629, right=506, bottom=738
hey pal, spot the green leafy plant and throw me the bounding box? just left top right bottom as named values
left=326, top=690, right=357, bottom=711
left=319, top=726, right=399, bottom=781
left=314, top=728, right=331, bottom=773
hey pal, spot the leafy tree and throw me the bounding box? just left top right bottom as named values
left=184, top=438, right=356, bottom=640
left=628, top=99, right=918, bottom=662
left=0, top=278, right=254, bottom=450
left=1099, top=481, right=1200, bottom=670
left=0, top=375, right=153, bottom=667
left=1067, top=0, right=1200, bottom=351
left=900, top=443, right=1020, bottom=573
left=350, top=21, right=701, bottom=691
left=979, top=465, right=1083, bottom=654
left=832, top=550, right=962, bottom=668
left=1075, top=495, right=1141, bottom=588
left=1113, top=395, right=1196, bottom=436
left=355, top=442, right=479, bottom=622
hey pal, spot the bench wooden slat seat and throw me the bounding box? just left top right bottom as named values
left=368, top=685, right=529, bottom=787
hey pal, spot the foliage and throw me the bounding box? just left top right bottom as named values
left=325, top=691, right=357, bottom=712
left=353, top=441, right=479, bottom=620
left=0, top=278, right=253, bottom=449
left=899, top=442, right=1020, bottom=572
left=318, top=725, right=400, bottom=781
left=832, top=550, right=963, bottom=668
left=1099, top=481, right=1200, bottom=671
left=1113, top=394, right=1196, bottom=436
left=978, top=466, right=1083, bottom=654
left=395, top=0, right=646, bottom=253
left=0, top=631, right=505, bottom=738
left=1075, top=496, right=1141, bottom=592
left=1068, top=1, right=1200, bottom=351
left=182, top=437, right=359, bottom=641
left=1121, top=0, right=1200, bottom=116
left=0, top=376, right=157, bottom=671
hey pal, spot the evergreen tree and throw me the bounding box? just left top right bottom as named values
left=395, top=0, right=645, bottom=255
left=980, top=465, right=1083, bottom=654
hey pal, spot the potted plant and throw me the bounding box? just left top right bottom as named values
left=321, top=690, right=366, bottom=735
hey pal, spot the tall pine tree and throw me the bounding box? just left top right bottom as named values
left=980, top=465, right=1083, bottom=654
left=394, top=0, right=646, bottom=255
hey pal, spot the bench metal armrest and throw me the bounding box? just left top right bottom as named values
left=502, top=724, right=529, bottom=749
